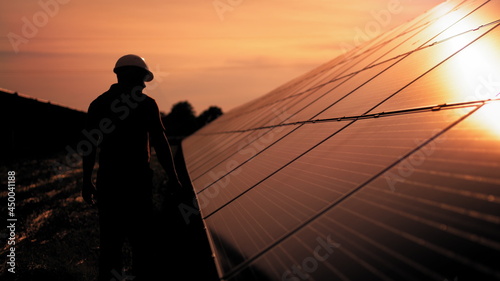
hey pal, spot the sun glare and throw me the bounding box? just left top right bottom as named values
left=450, top=33, right=500, bottom=138
left=431, top=2, right=464, bottom=32
left=474, top=102, right=500, bottom=139
left=431, top=2, right=500, bottom=137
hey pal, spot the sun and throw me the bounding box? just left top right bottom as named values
left=473, top=101, right=500, bottom=139
left=428, top=1, right=500, bottom=137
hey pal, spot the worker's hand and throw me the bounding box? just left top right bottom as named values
left=82, top=181, right=97, bottom=206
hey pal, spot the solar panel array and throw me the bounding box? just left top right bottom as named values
left=182, top=0, right=500, bottom=280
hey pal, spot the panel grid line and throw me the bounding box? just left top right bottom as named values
left=197, top=1, right=492, bottom=130
left=182, top=1, right=500, bottom=279
left=220, top=103, right=484, bottom=280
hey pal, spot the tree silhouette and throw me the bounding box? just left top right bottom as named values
left=196, top=106, right=223, bottom=131
left=162, top=101, right=223, bottom=144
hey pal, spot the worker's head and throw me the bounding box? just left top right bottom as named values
left=113, top=54, right=154, bottom=88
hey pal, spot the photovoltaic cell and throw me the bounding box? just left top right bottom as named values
left=182, top=0, right=500, bottom=280
left=203, top=106, right=477, bottom=276
left=369, top=26, right=500, bottom=113
left=315, top=23, right=497, bottom=119
left=283, top=62, right=401, bottom=124
left=231, top=102, right=500, bottom=281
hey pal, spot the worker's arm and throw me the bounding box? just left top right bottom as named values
left=149, top=100, right=182, bottom=189
left=82, top=105, right=98, bottom=205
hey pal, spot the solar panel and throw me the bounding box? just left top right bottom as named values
left=182, top=0, right=500, bottom=280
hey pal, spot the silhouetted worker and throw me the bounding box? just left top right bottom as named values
left=82, top=54, right=182, bottom=281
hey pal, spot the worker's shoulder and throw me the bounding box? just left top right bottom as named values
left=87, top=95, right=105, bottom=114
left=88, top=94, right=106, bottom=109
left=88, top=85, right=118, bottom=110
left=141, top=94, right=157, bottom=107
left=88, top=84, right=158, bottom=112
left=134, top=94, right=158, bottom=112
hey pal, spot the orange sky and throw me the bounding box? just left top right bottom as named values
left=0, top=0, right=443, bottom=114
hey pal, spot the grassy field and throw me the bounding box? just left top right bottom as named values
left=0, top=147, right=218, bottom=281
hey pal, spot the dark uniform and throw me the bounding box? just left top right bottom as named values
left=86, top=83, right=163, bottom=280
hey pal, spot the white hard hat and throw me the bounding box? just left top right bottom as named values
left=113, top=54, right=154, bottom=82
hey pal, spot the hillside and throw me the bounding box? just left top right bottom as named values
left=0, top=89, right=86, bottom=163
left=0, top=89, right=217, bottom=280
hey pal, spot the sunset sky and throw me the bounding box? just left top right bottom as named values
left=0, top=0, right=443, bottom=114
